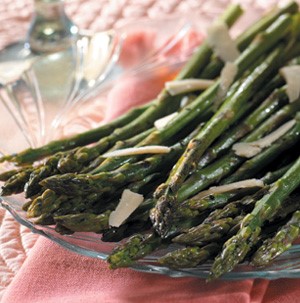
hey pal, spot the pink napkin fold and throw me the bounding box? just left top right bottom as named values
left=3, top=28, right=300, bottom=303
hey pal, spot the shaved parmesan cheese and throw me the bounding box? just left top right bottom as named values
left=165, top=79, right=214, bottom=96
left=220, top=62, right=238, bottom=93
left=233, top=119, right=296, bottom=158
left=192, top=179, right=264, bottom=201
left=280, top=66, right=300, bottom=102
left=0, top=59, right=35, bottom=85
left=180, top=96, right=189, bottom=108
left=154, top=112, right=178, bottom=130
left=206, top=21, right=240, bottom=62
left=109, top=189, right=144, bottom=227
left=102, top=146, right=171, bottom=158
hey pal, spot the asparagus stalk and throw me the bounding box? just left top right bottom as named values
left=176, top=181, right=266, bottom=219
left=203, top=187, right=270, bottom=223
left=209, top=154, right=300, bottom=279
left=0, top=167, right=32, bottom=182
left=198, top=82, right=287, bottom=169
left=261, top=163, right=293, bottom=184
left=177, top=99, right=300, bottom=204
left=88, top=5, right=297, bottom=180
left=176, top=4, right=243, bottom=79
left=172, top=215, right=243, bottom=245
left=158, top=243, right=220, bottom=269
left=54, top=211, right=111, bottom=233
left=41, top=144, right=183, bottom=196
left=251, top=210, right=300, bottom=267
left=222, top=115, right=300, bottom=184
left=83, top=128, right=154, bottom=174
left=1, top=168, right=33, bottom=196
left=39, top=122, right=203, bottom=196
left=0, top=103, right=151, bottom=164
left=144, top=14, right=292, bottom=161
left=54, top=5, right=243, bottom=174
left=107, top=232, right=163, bottom=269
left=151, top=33, right=292, bottom=236
left=199, top=1, right=298, bottom=78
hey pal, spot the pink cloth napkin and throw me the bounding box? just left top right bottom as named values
left=3, top=27, right=300, bottom=303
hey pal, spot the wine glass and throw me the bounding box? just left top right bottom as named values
left=0, top=0, right=122, bottom=144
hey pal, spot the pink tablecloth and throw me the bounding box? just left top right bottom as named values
left=1, top=1, right=300, bottom=302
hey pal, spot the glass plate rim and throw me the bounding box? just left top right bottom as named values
left=3, top=194, right=300, bottom=280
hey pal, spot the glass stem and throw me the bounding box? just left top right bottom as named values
left=27, top=0, right=79, bottom=54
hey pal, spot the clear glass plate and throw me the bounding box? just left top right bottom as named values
left=2, top=11, right=300, bottom=280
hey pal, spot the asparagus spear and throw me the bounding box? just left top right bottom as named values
left=176, top=99, right=300, bottom=205
left=54, top=211, right=111, bottom=233
left=59, top=5, right=295, bottom=177
left=261, top=163, right=293, bottom=185
left=198, top=2, right=298, bottom=79
left=41, top=144, right=183, bottom=196
left=158, top=243, right=220, bottom=269
left=40, top=121, right=203, bottom=196
left=0, top=166, right=32, bottom=182
left=0, top=5, right=285, bottom=196
left=203, top=187, right=270, bottom=223
left=107, top=232, right=163, bottom=269
left=209, top=154, right=300, bottom=279
left=1, top=168, right=33, bottom=196
left=0, top=103, right=151, bottom=164
left=83, top=128, right=154, bottom=174
left=251, top=210, right=300, bottom=267
left=144, top=14, right=292, bottom=159
left=176, top=4, right=243, bottom=79
left=176, top=181, right=266, bottom=219
left=222, top=116, right=300, bottom=184
left=198, top=82, right=287, bottom=169
left=172, top=215, right=243, bottom=245
left=54, top=5, right=243, bottom=174
left=158, top=201, right=300, bottom=270
left=25, top=128, right=155, bottom=197
left=152, top=32, right=292, bottom=236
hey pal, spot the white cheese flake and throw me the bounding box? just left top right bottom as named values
left=165, top=79, right=214, bottom=96
left=206, top=21, right=240, bottom=62
left=102, top=145, right=171, bottom=158
left=191, top=179, right=265, bottom=201
left=109, top=189, right=144, bottom=227
left=220, top=62, right=238, bottom=93
left=180, top=96, right=189, bottom=108
left=154, top=112, right=178, bottom=130
left=233, top=119, right=296, bottom=158
left=280, top=66, right=300, bottom=103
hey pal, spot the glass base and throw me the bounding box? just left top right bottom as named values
left=0, top=41, right=33, bottom=62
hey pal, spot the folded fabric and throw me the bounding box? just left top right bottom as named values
left=3, top=27, right=300, bottom=303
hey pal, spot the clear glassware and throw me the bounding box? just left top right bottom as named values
left=0, top=0, right=123, bottom=143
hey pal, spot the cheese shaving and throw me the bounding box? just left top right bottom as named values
left=109, top=189, right=144, bottom=227
left=220, top=62, right=238, bottom=93
left=280, top=66, right=300, bottom=103
left=233, top=119, right=296, bottom=158
left=180, top=96, right=189, bottom=108
left=191, top=179, right=264, bottom=201
left=154, top=112, right=178, bottom=130
left=206, top=21, right=240, bottom=62
left=102, top=146, right=171, bottom=158
left=165, top=79, right=214, bottom=96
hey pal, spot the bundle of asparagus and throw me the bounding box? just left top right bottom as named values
left=1, top=2, right=300, bottom=279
